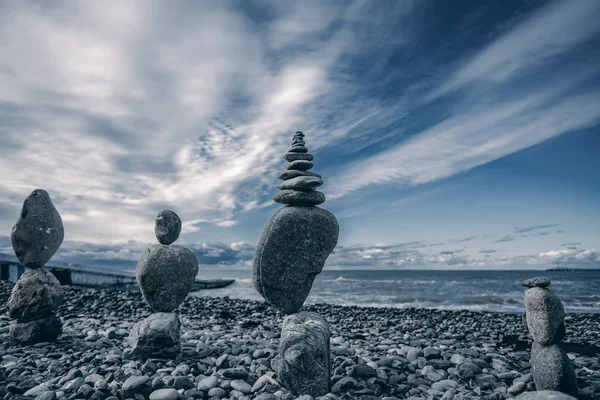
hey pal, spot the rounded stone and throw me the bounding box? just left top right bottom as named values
left=531, top=342, right=578, bottom=396
left=516, top=391, right=578, bottom=400
left=273, top=190, right=326, bottom=206
left=279, top=170, right=321, bottom=180
left=277, top=176, right=323, bottom=192
left=522, top=277, right=551, bottom=288
left=11, top=189, right=64, bottom=269
left=10, top=314, right=62, bottom=344
left=7, top=267, right=63, bottom=320
left=287, top=160, right=314, bottom=171
left=288, top=146, right=308, bottom=153
left=524, top=287, right=565, bottom=345
left=253, top=206, right=339, bottom=313
left=155, top=210, right=182, bottom=245
left=284, top=153, right=314, bottom=162
left=137, top=244, right=199, bottom=312
left=149, top=389, right=179, bottom=400
left=129, top=312, right=181, bottom=360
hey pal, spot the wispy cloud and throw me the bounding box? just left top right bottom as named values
left=495, top=235, right=517, bottom=243
left=514, top=224, right=558, bottom=234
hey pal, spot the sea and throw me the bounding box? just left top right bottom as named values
left=193, top=269, right=600, bottom=314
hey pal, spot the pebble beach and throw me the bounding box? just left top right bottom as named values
left=1, top=281, right=599, bottom=400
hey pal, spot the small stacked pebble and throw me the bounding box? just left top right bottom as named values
left=522, top=277, right=578, bottom=396
left=129, top=210, right=199, bottom=360
left=7, top=189, right=64, bottom=344
left=253, top=131, right=339, bottom=397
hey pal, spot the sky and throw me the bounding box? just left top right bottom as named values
left=0, top=0, right=599, bottom=270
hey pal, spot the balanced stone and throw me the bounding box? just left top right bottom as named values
left=253, top=206, right=338, bottom=313
left=137, top=244, right=199, bottom=312
left=284, top=153, right=314, bottom=162
left=531, top=342, right=578, bottom=396
left=288, top=160, right=314, bottom=171
left=11, top=189, right=64, bottom=268
left=10, top=314, right=62, bottom=344
left=7, top=268, right=63, bottom=320
left=273, top=190, right=326, bottom=206
left=516, top=391, right=578, bottom=400
left=289, top=146, right=308, bottom=153
left=524, top=287, right=566, bottom=345
left=277, top=176, right=323, bottom=191
left=154, top=210, right=181, bottom=245
left=277, top=312, right=330, bottom=396
left=279, top=170, right=321, bottom=180
left=522, top=276, right=551, bottom=288
left=129, top=313, right=181, bottom=359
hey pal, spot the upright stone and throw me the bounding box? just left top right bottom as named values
left=277, top=312, right=330, bottom=397
left=130, top=210, right=198, bottom=360
left=523, top=277, right=578, bottom=396
left=253, top=131, right=338, bottom=396
left=8, top=189, right=64, bottom=344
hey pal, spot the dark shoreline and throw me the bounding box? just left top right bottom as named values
left=1, top=282, right=600, bottom=399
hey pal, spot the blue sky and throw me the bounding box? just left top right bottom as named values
left=0, top=0, right=599, bottom=270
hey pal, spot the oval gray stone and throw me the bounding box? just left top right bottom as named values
left=522, top=277, right=551, bottom=288
left=273, top=190, right=325, bottom=206
left=137, top=244, right=199, bottom=312
left=530, top=342, right=578, bottom=396
left=154, top=210, right=182, bottom=245
left=11, top=189, right=64, bottom=268
left=287, top=160, right=314, bottom=171
left=516, top=391, right=578, bottom=400
left=253, top=206, right=339, bottom=313
left=277, top=176, right=323, bottom=192
left=279, top=170, right=321, bottom=180
left=7, top=267, right=63, bottom=320
left=288, top=146, right=308, bottom=153
left=149, top=389, right=179, bottom=400
left=524, top=287, right=565, bottom=345
left=278, top=312, right=330, bottom=397
left=284, top=153, right=314, bottom=162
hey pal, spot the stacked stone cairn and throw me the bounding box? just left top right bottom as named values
left=7, top=189, right=65, bottom=344
left=129, top=210, right=199, bottom=360
left=253, top=131, right=339, bottom=397
left=522, top=277, right=578, bottom=396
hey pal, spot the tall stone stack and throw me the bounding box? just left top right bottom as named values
left=253, top=131, right=339, bottom=397
left=128, top=210, right=199, bottom=360
left=7, top=189, right=65, bottom=344
left=522, top=277, right=578, bottom=396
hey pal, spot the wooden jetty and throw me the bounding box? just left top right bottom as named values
left=0, top=253, right=234, bottom=292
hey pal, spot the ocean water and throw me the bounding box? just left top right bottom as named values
left=193, top=269, right=600, bottom=313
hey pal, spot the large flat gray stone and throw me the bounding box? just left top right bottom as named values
left=253, top=206, right=338, bottom=314
left=137, top=244, right=199, bottom=312
left=11, top=189, right=64, bottom=268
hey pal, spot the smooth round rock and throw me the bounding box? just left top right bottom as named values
left=284, top=153, right=313, bottom=163
left=522, top=277, right=551, bottom=288
left=277, top=176, right=323, bottom=192
left=273, top=190, right=326, bottom=206
left=531, top=342, right=578, bottom=396
left=524, top=287, right=565, bottom=345
left=149, top=389, right=179, bottom=400
left=294, top=131, right=305, bottom=137
left=137, top=244, right=199, bottom=312
left=10, top=314, right=62, bottom=344
left=7, top=267, right=63, bottom=320
left=516, top=391, right=578, bottom=400
left=155, top=210, right=182, bottom=245
left=279, top=169, right=321, bottom=180
left=11, top=189, right=64, bottom=268
left=287, top=160, right=314, bottom=171
left=253, top=206, right=339, bottom=313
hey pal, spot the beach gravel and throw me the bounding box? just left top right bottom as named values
left=1, top=280, right=599, bottom=400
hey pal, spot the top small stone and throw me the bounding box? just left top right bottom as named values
left=11, top=189, right=64, bottom=269
left=522, top=277, right=551, bottom=288
left=155, top=210, right=182, bottom=245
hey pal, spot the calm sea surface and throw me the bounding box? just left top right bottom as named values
left=193, top=269, right=600, bottom=313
